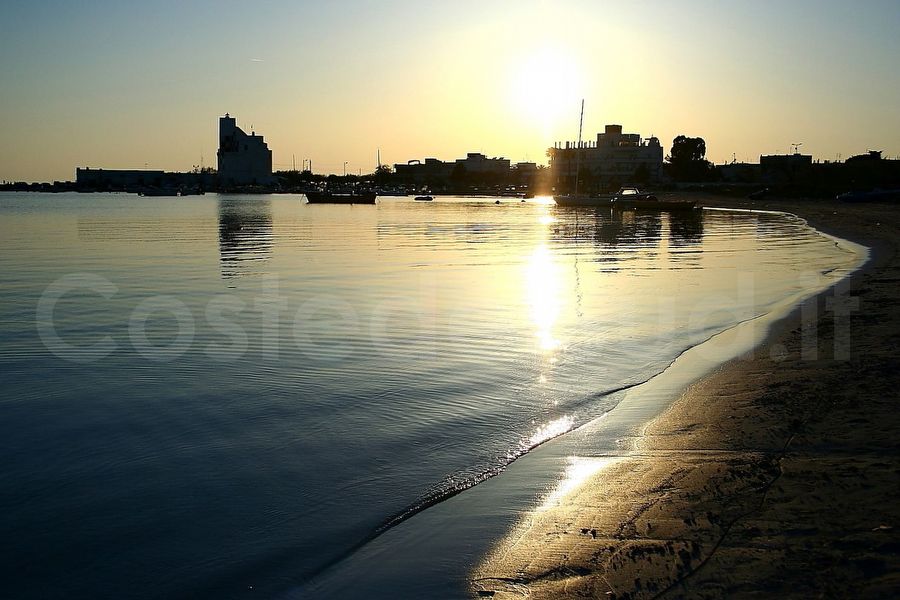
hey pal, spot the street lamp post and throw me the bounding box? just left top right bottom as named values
left=343, top=162, right=348, bottom=177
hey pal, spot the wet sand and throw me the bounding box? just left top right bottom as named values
left=474, top=198, right=900, bottom=599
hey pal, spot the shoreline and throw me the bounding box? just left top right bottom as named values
left=473, top=198, right=900, bottom=598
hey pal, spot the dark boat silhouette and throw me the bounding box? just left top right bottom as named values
left=611, top=187, right=697, bottom=211
left=305, top=191, right=376, bottom=204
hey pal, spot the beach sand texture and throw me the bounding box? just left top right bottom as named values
left=473, top=199, right=900, bottom=599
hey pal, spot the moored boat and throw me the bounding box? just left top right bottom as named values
left=611, top=187, right=697, bottom=211
left=414, top=195, right=433, bottom=201
left=305, top=191, right=377, bottom=204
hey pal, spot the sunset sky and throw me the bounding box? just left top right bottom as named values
left=2, top=0, right=899, bottom=182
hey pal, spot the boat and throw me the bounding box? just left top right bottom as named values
left=305, top=191, right=376, bottom=204
left=138, top=186, right=180, bottom=197
left=414, top=195, right=433, bottom=202
left=552, top=100, right=614, bottom=207
left=552, top=101, right=695, bottom=211
left=611, top=187, right=697, bottom=211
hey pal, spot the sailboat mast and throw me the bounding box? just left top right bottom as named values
left=574, top=99, right=584, bottom=197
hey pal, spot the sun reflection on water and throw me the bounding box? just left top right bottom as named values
left=525, top=243, right=562, bottom=352
left=526, top=415, right=574, bottom=448
left=509, top=415, right=575, bottom=460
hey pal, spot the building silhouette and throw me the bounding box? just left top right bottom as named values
left=549, top=124, right=663, bottom=192
left=394, top=152, right=511, bottom=185
left=74, top=167, right=214, bottom=193
left=217, top=114, right=274, bottom=186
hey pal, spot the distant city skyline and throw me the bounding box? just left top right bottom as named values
left=2, top=0, right=899, bottom=182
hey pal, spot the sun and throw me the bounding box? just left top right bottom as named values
left=508, top=43, right=584, bottom=137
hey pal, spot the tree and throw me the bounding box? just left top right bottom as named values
left=670, top=135, right=706, bottom=163
left=373, top=164, right=393, bottom=185
left=667, top=135, right=713, bottom=182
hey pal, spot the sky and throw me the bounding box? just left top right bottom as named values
left=1, top=0, right=899, bottom=182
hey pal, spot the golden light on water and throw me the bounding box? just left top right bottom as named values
left=525, top=243, right=562, bottom=352
left=526, top=415, right=575, bottom=449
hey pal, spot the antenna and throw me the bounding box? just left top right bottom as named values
left=791, top=142, right=803, bottom=155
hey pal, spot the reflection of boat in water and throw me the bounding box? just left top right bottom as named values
left=551, top=201, right=704, bottom=248
left=305, top=191, right=376, bottom=204
left=139, top=187, right=180, bottom=197
left=138, top=186, right=205, bottom=197
left=611, top=187, right=697, bottom=211
left=553, top=192, right=614, bottom=207
left=414, top=195, right=433, bottom=202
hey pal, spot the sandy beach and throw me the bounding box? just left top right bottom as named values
left=474, top=198, right=900, bottom=599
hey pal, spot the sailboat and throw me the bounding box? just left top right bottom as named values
left=553, top=100, right=613, bottom=207
left=553, top=103, right=696, bottom=210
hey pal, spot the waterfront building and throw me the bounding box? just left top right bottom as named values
left=217, top=114, right=274, bottom=186
left=394, top=153, right=511, bottom=185
left=394, top=158, right=454, bottom=185
left=74, top=167, right=215, bottom=192
left=718, top=162, right=762, bottom=183
left=548, top=124, right=664, bottom=192
left=511, top=162, right=538, bottom=186
left=75, top=168, right=166, bottom=191
left=454, top=153, right=511, bottom=175
left=760, top=153, right=813, bottom=184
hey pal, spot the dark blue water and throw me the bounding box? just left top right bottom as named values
left=0, top=193, right=857, bottom=598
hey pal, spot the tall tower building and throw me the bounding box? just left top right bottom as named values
left=217, top=114, right=274, bottom=186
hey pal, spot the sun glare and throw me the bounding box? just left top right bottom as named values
left=539, top=456, right=623, bottom=511
left=509, top=44, right=584, bottom=136
left=525, top=243, right=562, bottom=352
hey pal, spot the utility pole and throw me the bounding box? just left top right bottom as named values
left=343, top=161, right=348, bottom=177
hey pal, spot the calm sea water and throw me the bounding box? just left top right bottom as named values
left=0, top=193, right=858, bottom=599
